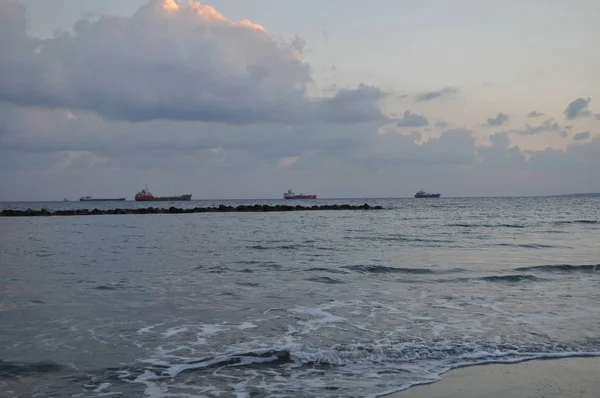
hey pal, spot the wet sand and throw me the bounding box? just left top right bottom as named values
left=385, top=357, right=600, bottom=398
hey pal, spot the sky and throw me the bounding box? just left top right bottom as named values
left=1, top=0, right=599, bottom=200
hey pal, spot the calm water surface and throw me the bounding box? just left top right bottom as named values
left=1, top=197, right=599, bottom=397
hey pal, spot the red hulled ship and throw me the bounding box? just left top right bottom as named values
left=135, top=185, right=192, bottom=201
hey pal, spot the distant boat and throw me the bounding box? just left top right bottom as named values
left=283, top=189, right=317, bottom=200
left=414, top=189, right=441, bottom=198
left=80, top=196, right=126, bottom=202
left=134, top=185, right=192, bottom=201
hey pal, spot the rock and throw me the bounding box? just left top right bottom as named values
left=0, top=203, right=385, bottom=217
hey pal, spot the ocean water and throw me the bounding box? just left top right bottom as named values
left=1, top=197, right=599, bottom=398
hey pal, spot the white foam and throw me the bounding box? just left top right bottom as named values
left=288, top=306, right=347, bottom=333
left=237, top=322, right=258, bottom=330
left=163, top=326, right=188, bottom=338
left=91, top=383, right=110, bottom=392
left=431, top=299, right=463, bottom=311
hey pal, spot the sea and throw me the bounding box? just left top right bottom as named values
left=1, top=197, right=599, bottom=398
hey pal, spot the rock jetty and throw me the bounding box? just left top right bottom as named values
left=1, top=204, right=383, bottom=217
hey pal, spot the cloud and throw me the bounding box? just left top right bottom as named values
left=573, top=131, right=591, bottom=141
left=527, top=110, right=544, bottom=118
left=0, top=102, right=382, bottom=170
left=477, top=132, right=526, bottom=171
left=564, top=97, right=592, bottom=120
left=396, top=111, right=429, bottom=127
left=506, top=119, right=570, bottom=137
left=0, top=0, right=387, bottom=125
left=356, top=128, right=476, bottom=172
left=476, top=132, right=600, bottom=177
left=277, top=156, right=299, bottom=168
left=2, top=1, right=600, bottom=200
left=415, top=87, right=458, bottom=101
left=485, top=113, right=509, bottom=126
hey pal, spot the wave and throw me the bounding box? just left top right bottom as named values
left=305, top=276, right=345, bottom=284
left=343, top=265, right=433, bottom=274
left=342, top=265, right=464, bottom=275
left=496, top=243, right=572, bottom=249
left=236, top=281, right=261, bottom=287
left=247, top=244, right=298, bottom=250
left=348, top=236, right=456, bottom=244
left=305, top=267, right=350, bottom=274
left=0, top=360, right=65, bottom=378
left=515, top=264, right=600, bottom=273
left=554, top=220, right=598, bottom=225
left=247, top=244, right=336, bottom=252
left=148, top=340, right=600, bottom=380
left=465, top=274, right=545, bottom=283
left=448, top=223, right=526, bottom=229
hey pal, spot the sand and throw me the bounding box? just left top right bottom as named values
left=385, top=357, right=600, bottom=398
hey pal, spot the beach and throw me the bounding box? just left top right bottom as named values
left=386, top=357, right=600, bottom=398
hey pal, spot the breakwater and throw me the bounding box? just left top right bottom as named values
left=1, top=203, right=383, bottom=217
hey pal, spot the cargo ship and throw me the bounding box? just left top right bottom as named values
left=414, top=189, right=441, bottom=198
left=283, top=189, right=317, bottom=199
left=80, top=196, right=126, bottom=201
left=135, top=185, right=192, bottom=201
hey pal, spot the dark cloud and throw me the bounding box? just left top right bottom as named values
left=0, top=103, right=382, bottom=168
left=573, top=131, right=591, bottom=141
left=564, top=97, right=592, bottom=120
left=318, top=84, right=389, bottom=124
left=595, top=114, right=600, bottom=120
left=0, top=0, right=386, bottom=125
left=355, top=129, right=475, bottom=171
left=415, top=87, right=458, bottom=101
left=477, top=132, right=525, bottom=171
left=397, top=111, right=429, bottom=127
left=506, top=119, right=569, bottom=137
left=485, top=113, right=509, bottom=126
left=476, top=132, right=600, bottom=176
left=527, top=110, right=544, bottom=118
left=434, top=120, right=449, bottom=128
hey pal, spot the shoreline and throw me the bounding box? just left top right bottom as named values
left=0, top=203, right=383, bottom=217
left=383, top=356, right=600, bottom=398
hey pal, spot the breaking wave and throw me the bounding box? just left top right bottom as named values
left=125, top=339, right=600, bottom=398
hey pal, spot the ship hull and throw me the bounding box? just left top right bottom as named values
left=284, top=195, right=317, bottom=199
left=135, top=195, right=192, bottom=202
left=80, top=198, right=126, bottom=201
left=414, top=194, right=441, bottom=198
